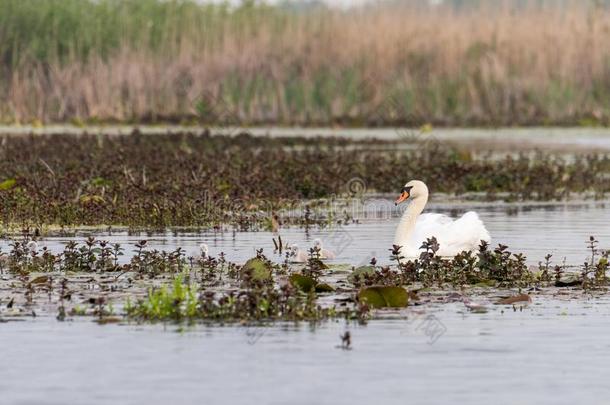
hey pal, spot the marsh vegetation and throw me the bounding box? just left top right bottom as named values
left=3, top=1, right=610, bottom=402
left=0, top=131, right=608, bottom=229
left=3, top=1, right=610, bottom=126
left=1, top=231, right=607, bottom=323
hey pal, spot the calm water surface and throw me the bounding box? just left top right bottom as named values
left=2, top=125, right=610, bottom=152
left=4, top=200, right=609, bottom=405
left=1, top=132, right=609, bottom=403
left=5, top=201, right=608, bottom=267
left=2, top=298, right=610, bottom=405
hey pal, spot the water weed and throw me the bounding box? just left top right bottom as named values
left=0, top=132, right=608, bottom=229
left=1, top=235, right=607, bottom=323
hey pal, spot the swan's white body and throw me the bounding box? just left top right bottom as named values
left=313, top=238, right=336, bottom=260
left=288, top=244, right=309, bottom=263
left=27, top=241, right=38, bottom=254
left=195, top=243, right=209, bottom=260
left=289, top=240, right=336, bottom=263
left=393, top=180, right=490, bottom=258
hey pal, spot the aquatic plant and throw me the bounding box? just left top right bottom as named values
left=125, top=274, right=344, bottom=322
left=0, top=235, right=190, bottom=277
left=357, top=286, right=409, bottom=309
left=581, top=236, right=609, bottom=290
left=124, top=276, right=199, bottom=321
left=2, top=234, right=609, bottom=323
left=0, top=132, right=608, bottom=229
left=354, top=236, right=610, bottom=291
left=348, top=238, right=533, bottom=288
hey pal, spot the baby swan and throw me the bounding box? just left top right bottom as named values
left=27, top=241, right=38, bottom=254
left=288, top=243, right=309, bottom=263
left=195, top=243, right=209, bottom=260
left=313, top=238, right=336, bottom=260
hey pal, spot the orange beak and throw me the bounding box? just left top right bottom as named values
left=395, top=191, right=410, bottom=205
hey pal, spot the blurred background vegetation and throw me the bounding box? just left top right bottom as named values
left=2, top=0, right=610, bottom=126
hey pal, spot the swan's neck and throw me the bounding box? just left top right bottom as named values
left=394, top=195, right=428, bottom=251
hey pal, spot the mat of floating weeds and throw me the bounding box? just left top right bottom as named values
left=0, top=269, right=602, bottom=323
left=0, top=131, right=608, bottom=229
left=1, top=235, right=607, bottom=322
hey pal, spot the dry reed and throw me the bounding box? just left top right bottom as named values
left=2, top=0, right=610, bottom=125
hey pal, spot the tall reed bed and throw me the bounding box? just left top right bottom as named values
left=2, top=0, right=610, bottom=125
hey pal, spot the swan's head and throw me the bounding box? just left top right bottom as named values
left=288, top=243, right=298, bottom=255
left=395, top=180, right=428, bottom=205
left=313, top=238, right=323, bottom=248
left=27, top=241, right=38, bottom=253
left=199, top=243, right=209, bottom=256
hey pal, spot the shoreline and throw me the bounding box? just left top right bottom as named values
left=1, top=125, right=610, bottom=152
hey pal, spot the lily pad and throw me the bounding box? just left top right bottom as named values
left=95, top=317, right=123, bottom=325
left=289, top=273, right=316, bottom=292
left=28, top=276, right=50, bottom=285
left=315, top=283, right=335, bottom=293
left=241, top=258, right=272, bottom=281
left=357, top=286, right=409, bottom=308
left=555, top=272, right=582, bottom=287
left=289, top=274, right=335, bottom=293
left=326, top=264, right=353, bottom=274
left=348, top=266, right=376, bottom=284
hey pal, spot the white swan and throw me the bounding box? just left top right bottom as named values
left=313, top=238, right=336, bottom=259
left=393, top=180, right=490, bottom=257
left=288, top=243, right=309, bottom=263
left=195, top=243, right=209, bottom=260
left=27, top=241, right=38, bottom=254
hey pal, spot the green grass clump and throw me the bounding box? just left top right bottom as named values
left=125, top=273, right=341, bottom=322
left=125, top=276, right=199, bottom=321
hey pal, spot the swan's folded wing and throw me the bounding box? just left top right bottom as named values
left=411, top=211, right=490, bottom=256
left=444, top=211, right=491, bottom=251
left=410, top=213, right=454, bottom=246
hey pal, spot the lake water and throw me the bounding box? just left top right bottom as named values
left=2, top=125, right=610, bottom=152
left=4, top=200, right=608, bottom=267
left=1, top=126, right=609, bottom=404
left=2, top=296, right=610, bottom=405
left=4, top=200, right=608, bottom=404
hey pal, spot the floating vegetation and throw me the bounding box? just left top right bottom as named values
left=349, top=237, right=609, bottom=291
left=357, top=286, right=409, bottom=309
left=125, top=275, right=343, bottom=323
left=0, top=132, right=608, bottom=229
left=0, top=234, right=607, bottom=323
left=0, top=235, right=188, bottom=277
left=289, top=274, right=334, bottom=294
left=347, top=240, right=530, bottom=288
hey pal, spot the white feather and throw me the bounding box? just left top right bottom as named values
left=394, top=180, right=491, bottom=258
left=409, top=211, right=490, bottom=257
